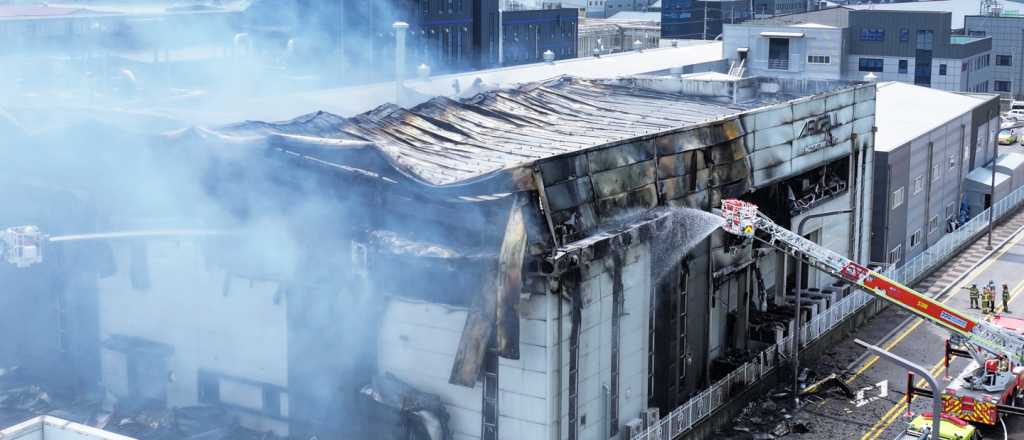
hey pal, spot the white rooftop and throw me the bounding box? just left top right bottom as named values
left=874, top=81, right=991, bottom=151
left=608, top=11, right=661, bottom=22
left=1, top=416, right=137, bottom=440
left=791, top=22, right=837, bottom=28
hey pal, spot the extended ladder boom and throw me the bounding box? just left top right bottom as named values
left=720, top=199, right=1024, bottom=364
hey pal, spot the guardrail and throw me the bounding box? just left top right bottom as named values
left=632, top=183, right=1024, bottom=440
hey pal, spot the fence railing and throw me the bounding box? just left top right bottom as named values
left=632, top=182, right=1024, bottom=440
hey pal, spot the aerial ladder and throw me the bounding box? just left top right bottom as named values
left=1, top=225, right=229, bottom=268
left=719, top=199, right=1024, bottom=366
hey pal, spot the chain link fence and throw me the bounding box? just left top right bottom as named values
left=632, top=183, right=1024, bottom=440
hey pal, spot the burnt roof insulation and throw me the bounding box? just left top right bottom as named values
left=182, top=77, right=750, bottom=192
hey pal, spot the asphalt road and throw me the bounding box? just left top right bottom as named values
left=795, top=220, right=1024, bottom=440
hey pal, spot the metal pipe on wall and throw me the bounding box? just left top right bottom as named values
left=794, top=209, right=851, bottom=409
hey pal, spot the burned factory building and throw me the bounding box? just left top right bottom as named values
left=0, top=75, right=875, bottom=440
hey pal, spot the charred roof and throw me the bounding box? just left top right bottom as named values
left=196, top=77, right=757, bottom=190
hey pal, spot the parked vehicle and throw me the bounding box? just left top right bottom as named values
left=894, top=412, right=981, bottom=440
left=998, top=128, right=1018, bottom=145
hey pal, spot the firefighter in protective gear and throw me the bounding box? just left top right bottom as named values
left=968, top=284, right=980, bottom=309
left=983, top=287, right=994, bottom=314
left=1004, top=284, right=1011, bottom=313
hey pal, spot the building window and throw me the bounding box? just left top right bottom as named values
left=932, top=162, right=941, bottom=181
left=946, top=202, right=956, bottom=222
left=916, top=30, right=934, bottom=50
left=962, top=62, right=969, bottom=72
left=929, top=215, right=940, bottom=234
left=900, top=28, right=909, bottom=42
left=859, top=27, right=885, bottom=41
left=996, top=80, right=1012, bottom=92
left=949, top=154, right=957, bottom=171
left=910, top=229, right=922, bottom=248
left=997, top=55, right=1013, bottom=66
left=888, top=245, right=902, bottom=265
left=859, top=58, right=884, bottom=72
left=891, top=187, right=905, bottom=209
left=913, top=175, right=924, bottom=195
left=807, top=55, right=830, bottom=64
left=939, top=64, right=947, bottom=76
left=968, top=30, right=986, bottom=37
left=898, top=59, right=908, bottom=74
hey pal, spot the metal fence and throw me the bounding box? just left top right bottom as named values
left=632, top=183, right=1024, bottom=440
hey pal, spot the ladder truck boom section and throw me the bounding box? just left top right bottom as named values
left=720, top=199, right=1024, bottom=364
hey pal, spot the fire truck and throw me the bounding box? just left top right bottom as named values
left=719, top=199, right=1024, bottom=426
left=905, top=315, right=1024, bottom=426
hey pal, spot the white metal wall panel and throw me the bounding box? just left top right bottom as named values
left=97, top=240, right=287, bottom=435
left=379, top=300, right=483, bottom=440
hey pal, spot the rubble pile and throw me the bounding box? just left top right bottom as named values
left=0, top=367, right=284, bottom=440
left=720, top=367, right=859, bottom=439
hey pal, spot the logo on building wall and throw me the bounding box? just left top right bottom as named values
left=797, top=113, right=838, bottom=155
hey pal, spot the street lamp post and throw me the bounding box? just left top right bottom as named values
left=855, top=339, right=942, bottom=439
left=988, top=111, right=999, bottom=250
left=793, top=208, right=852, bottom=409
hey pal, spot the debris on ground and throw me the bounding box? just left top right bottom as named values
left=799, top=373, right=855, bottom=399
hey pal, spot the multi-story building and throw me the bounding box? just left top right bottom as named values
left=661, top=0, right=812, bottom=40
left=662, top=0, right=755, bottom=39
left=723, top=9, right=848, bottom=79
left=722, top=8, right=994, bottom=92
left=494, top=7, right=580, bottom=66
left=298, top=0, right=579, bottom=79
left=847, top=10, right=992, bottom=92
left=964, top=13, right=1024, bottom=99
left=870, top=81, right=1000, bottom=266
left=579, top=16, right=660, bottom=55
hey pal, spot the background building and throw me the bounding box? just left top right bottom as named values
left=870, top=82, right=999, bottom=267
left=495, top=7, right=580, bottom=66
left=579, top=16, right=660, bottom=55
left=965, top=13, right=1024, bottom=99
left=722, top=8, right=994, bottom=92
left=662, top=0, right=755, bottom=39
left=846, top=10, right=991, bottom=92
left=295, top=0, right=579, bottom=80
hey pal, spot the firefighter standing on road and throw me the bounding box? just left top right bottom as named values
left=968, top=284, right=980, bottom=309
left=983, top=286, right=994, bottom=314
left=1003, top=284, right=1011, bottom=313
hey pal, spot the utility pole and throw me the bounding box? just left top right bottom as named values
left=703, top=1, right=708, bottom=40
left=988, top=109, right=998, bottom=250
left=498, top=0, right=505, bottom=66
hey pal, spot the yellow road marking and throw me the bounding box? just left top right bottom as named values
left=846, top=232, right=1024, bottom=385
left=859, top=278, right=1024, bottom=440
left=858, top=362, right=946, bottom=440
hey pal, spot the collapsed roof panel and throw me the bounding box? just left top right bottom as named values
left=199, top=77, right=748, bottom=192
